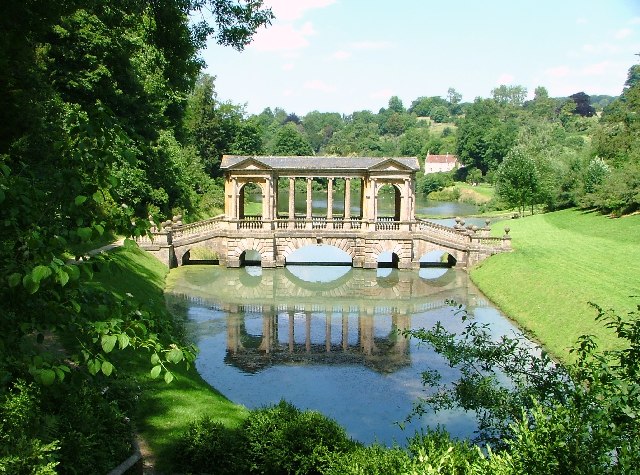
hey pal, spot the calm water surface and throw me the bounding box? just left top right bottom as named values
left=166, top=263, right=522, bottom=446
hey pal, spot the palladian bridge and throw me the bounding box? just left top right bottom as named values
left=137, top=155, right=512, bottom=269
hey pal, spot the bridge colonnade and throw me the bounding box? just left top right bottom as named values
left=224, top=155, right=416, bottom=231
left=137, top=156, right=512, bottom=269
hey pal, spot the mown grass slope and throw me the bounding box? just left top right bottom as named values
left=471, top=208, right=640, bottom=360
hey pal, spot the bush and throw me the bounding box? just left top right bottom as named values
left=0, top=381, right=59, bottom=475
left=173, top=417, right=247, bottom=475
left=242, top=400, right=356, bottom=474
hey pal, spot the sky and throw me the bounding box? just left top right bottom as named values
left=200, top=0, right=640, bottom=116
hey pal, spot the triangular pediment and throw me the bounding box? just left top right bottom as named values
left=227, top=157, right=273, bottom=171
left=368, top=158, right=413, bottom=172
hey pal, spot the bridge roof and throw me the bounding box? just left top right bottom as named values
left=221, top=155, right=420, bottom=172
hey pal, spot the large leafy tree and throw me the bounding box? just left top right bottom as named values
left=270, top=123, right=314, bottom=155
left=0, top=0, right=272, bottom=392
left=456, top=98, right=519, bottom=175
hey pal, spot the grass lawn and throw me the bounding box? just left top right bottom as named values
left=471, top=208, right=640, bottom=361
left=92, top=246, right=247, bottom=471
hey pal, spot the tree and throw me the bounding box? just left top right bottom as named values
left=456, top=98, right=519, bottom=174
left=430, top=105, right=450, bottom=123
left=408, top=96, right=449, bottom=117
left=496, top=147, right=540, bottom=215
left=0, top=0, right=273, bottom=397
left=270, top=123, right=313, bottom=155
left=491, top=85, right=528, bottom=107
left=447, top=87, right=463, bottom=115
left=184, top=74, right=249, bottom=176
left=387, top=95, right=406, bottom=113
left=302, top=111, right=344, bottom=153
left=568, top=92, right=596, bottom=117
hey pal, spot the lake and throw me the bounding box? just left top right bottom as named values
left=165, top=263, right=522, bottom=446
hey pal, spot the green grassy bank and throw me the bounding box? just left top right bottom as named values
left=471, top=208, right=640, bottom=361
left=92, top=247, right=247, bottom=471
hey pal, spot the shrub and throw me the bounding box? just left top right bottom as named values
left=242, top=400, right=356, bottom=474
left=173, top=417, right=246, bottom=475
left=0, top=381, right=59, bottom=475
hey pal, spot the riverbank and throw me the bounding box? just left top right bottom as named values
left=92, top=246, right=248, bottom=472
left=470, top=208, right=640, bottom=361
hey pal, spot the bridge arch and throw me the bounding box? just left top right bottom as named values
left=230, top=237, right=274, bottom=266
left=279, top=237, right=357, bottom=264
left=238, top=180, right=267, bottom=219
left=367, top=240, right=410, bottom=268
left=375, top=182, right=402, bottom=221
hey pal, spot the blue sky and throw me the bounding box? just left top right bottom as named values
left=200, top=0, right=640, bottom=115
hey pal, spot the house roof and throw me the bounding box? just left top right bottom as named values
left=220, top=155, right=420, bottom=172
left=425, top=154, right=458, bottom=164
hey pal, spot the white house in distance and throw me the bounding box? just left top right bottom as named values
left=424, top=152, right=461, bottom=174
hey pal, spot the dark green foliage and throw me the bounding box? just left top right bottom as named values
left=0, top=381, right=59, bottom=474
left=568, top=92, right=596, bottom=117
left=242, top=400, right=356, bottom=475
left=270, top=123, right=314, bottom=156
left=403, top=301, right=640, bottom=473
left=172, top=401, right=356, bottom=474
left=173, top=417, right=248, bottom=475
left=0, top=377, right=134, bottom=474
left=456, top=98, right=519, bottom=174
left=418, top=171, right=455, bottom=195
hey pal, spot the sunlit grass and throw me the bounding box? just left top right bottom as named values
left=92, top=246, right=247, bottom=470
left=472, top=208, right=640, bottom=361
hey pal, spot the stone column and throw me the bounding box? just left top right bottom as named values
left=288, top=177, right=295, bottom=218
left=344, top=178, right=351, bottom=229
left=305, top=178, right=313, bottom=229
left=231, top=177, right=238, bottom=221
left=327, top=178, right=334, bottom=229
left=288, top=177, right=295, bottom=229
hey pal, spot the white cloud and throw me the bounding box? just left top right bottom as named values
left=304, top=79, right=336, bottom=93
left=545, top=66, right=571, bottom=78
left=496, top=73, right=515, bottom=84
left=250, top=21, right=316, bottom=52
left=582, top=43, right=620, bottom=54
left=615, top=28, right=633, bottom=40
left=576, top=17, right=588, bottom=25
left=370, top=88, right=394, bottom=99
left=351, top=41, right=393, bottom=51
left=282, top=63, right=295, bottom=71
left=631, top=17, right=640, bottom=25
left=330, top=50, right=351, bottom=60
left=582, top=61, right=612, bottom=76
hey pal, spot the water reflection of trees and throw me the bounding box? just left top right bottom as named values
left=224, top=307, right=411, bottom=374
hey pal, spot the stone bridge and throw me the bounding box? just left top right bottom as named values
left=137, top=155, right=511, bottom=269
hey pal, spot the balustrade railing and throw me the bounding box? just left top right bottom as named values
left=171, top=215, right=224, bottom=239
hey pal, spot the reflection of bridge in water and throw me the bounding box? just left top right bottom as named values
left=167, top=267, right=491, bottom=374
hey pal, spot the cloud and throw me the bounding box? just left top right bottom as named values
left=351, top=41, right=393, bottom=51
left=615, top=28, right=633, bottom=40
left=631, top=17, right=640, bottom=25
left=266, top=0, right=337, bottom=22
left=370, top=88, right=394, bottom=99
left=545, top=66, right=571, bottom=78
left=250, top=21, right=316, bottom=52
left=496, top=73, right=515, bottom=84
left=576, top=17, right=588, bottom=25
left=582, top=43, right=620, bottom=54
left=582, top=61, right=612, bottom=76
left=304, top=79, right=336, bottom=93
left=330, top=50, right=351, bottom=60
left=282, top=63, right=295, bottom=71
